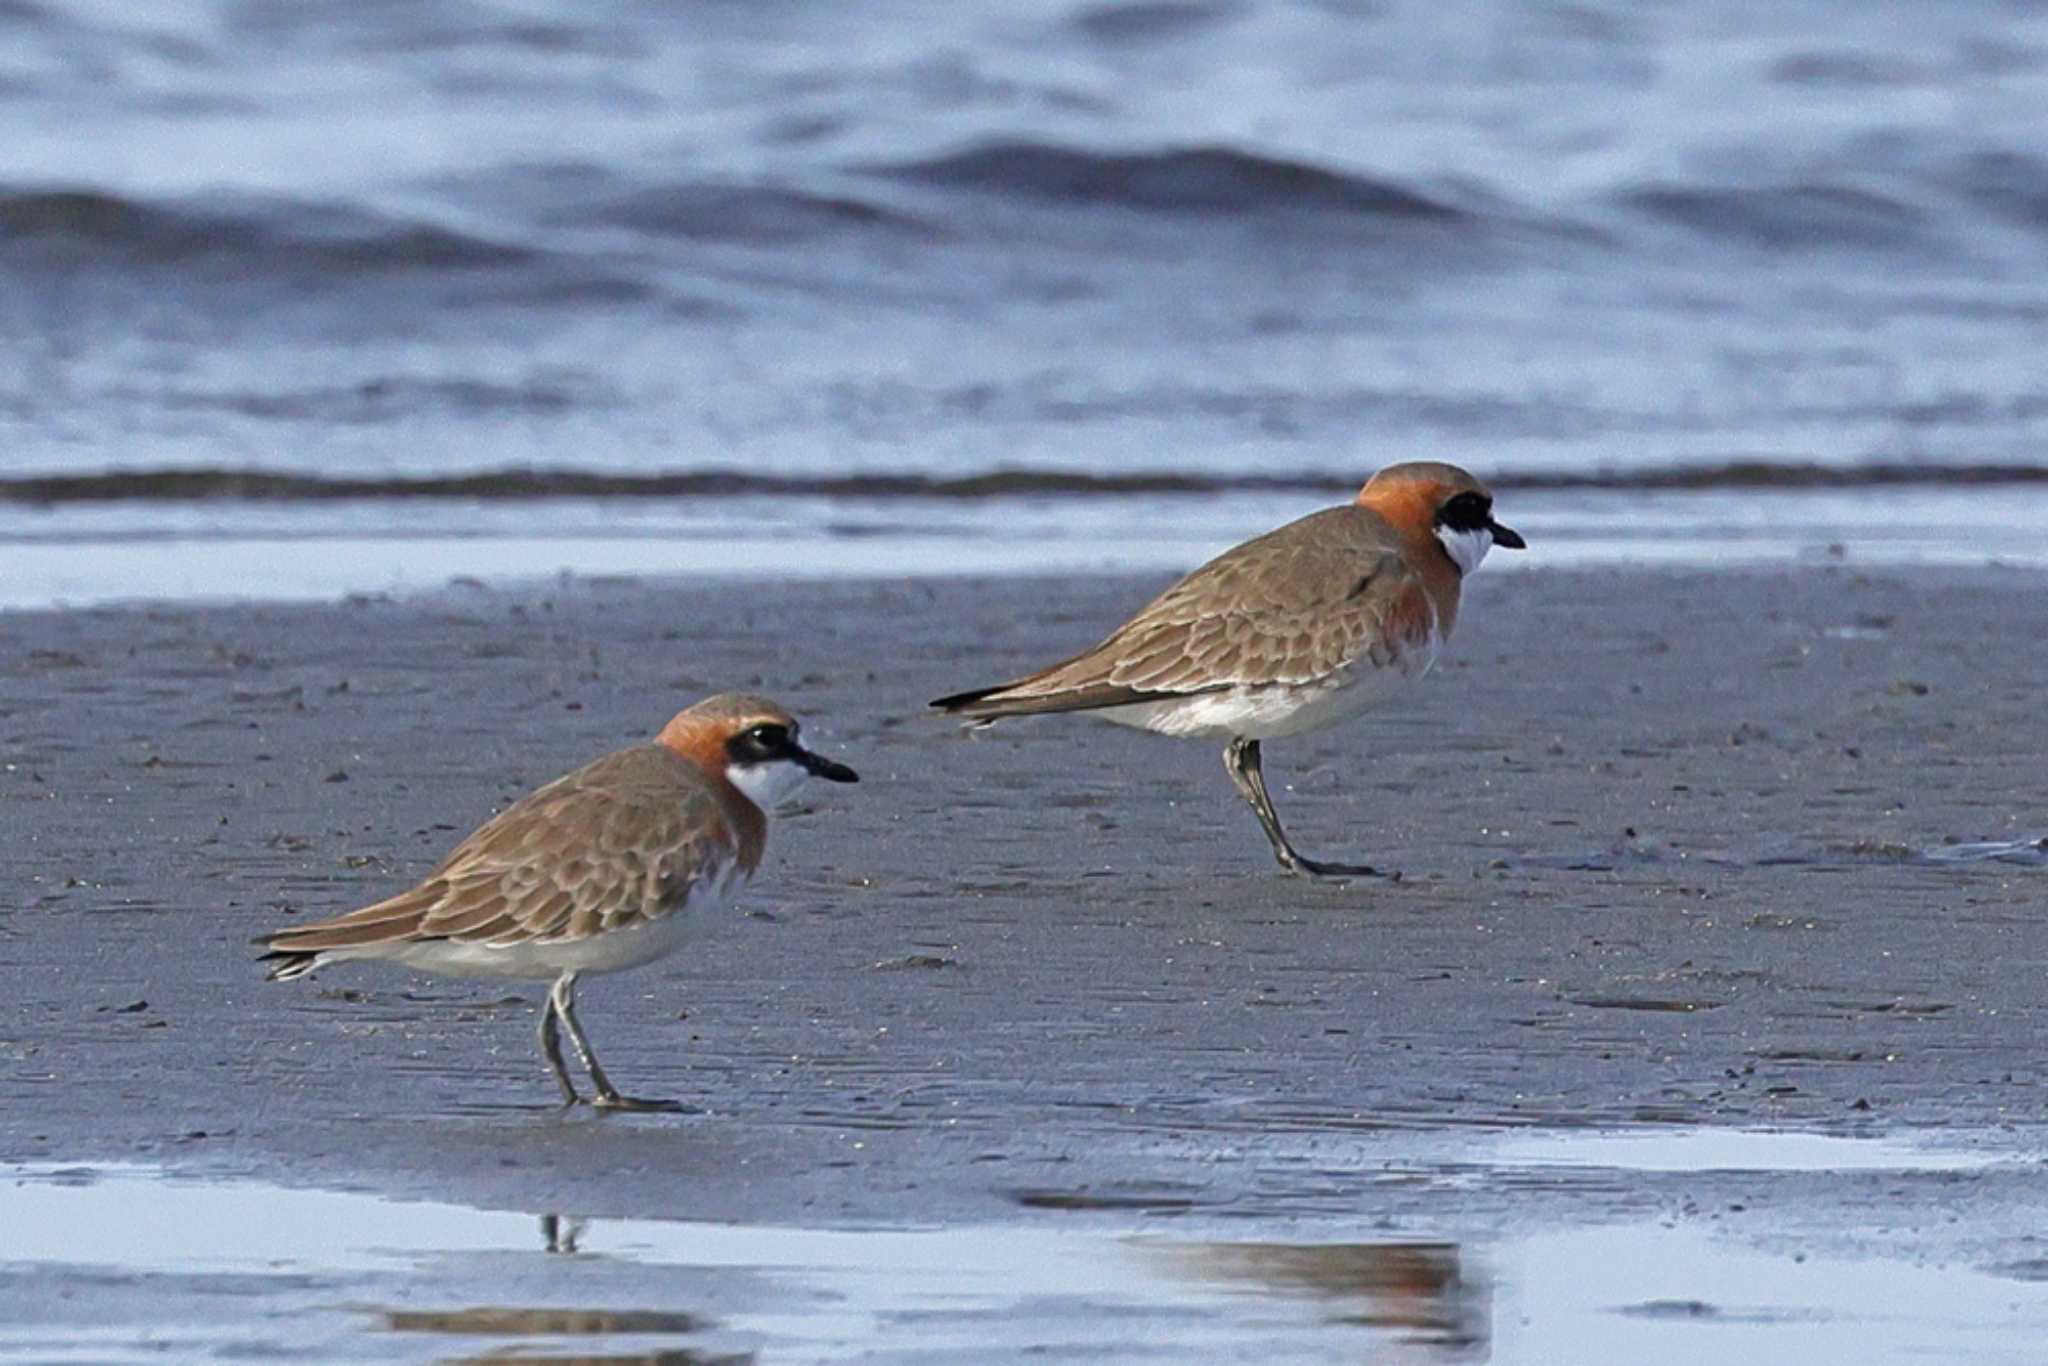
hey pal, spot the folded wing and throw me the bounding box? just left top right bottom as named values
left=257, top=748, right=732, bottom=968
left=933, top=507, right=1438, bottom=718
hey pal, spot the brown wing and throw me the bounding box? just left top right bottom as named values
left=260, top=746, right=739, bottom=954
left=933, top=506, right=1439, bottom=716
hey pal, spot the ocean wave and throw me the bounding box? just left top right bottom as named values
left=1617, top=182, right=1935, bottom=251
left=430, top=160, right=937, bottom=246
left=1769, top=50, right=1933, bottom=88
left=1067, top=1, right=1238, bottom=45
left=869, top=141, right=1469, bottom=222
left=10, top=461, right=2048, bottom=505
left=0, top=1, right=63, bottom=30
left=590, top=183, right=938, bottom=243
left=137, top=374, right=616, bottom=425
left=1942, top=151, right=2048, bottom=232
left=0, top=187, right=536, bottom=274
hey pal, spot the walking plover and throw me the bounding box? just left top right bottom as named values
left=934, top=462, right=1522, bottom=877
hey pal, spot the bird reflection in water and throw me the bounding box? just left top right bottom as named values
left=1166, top=1239, right=1488, bottom=1354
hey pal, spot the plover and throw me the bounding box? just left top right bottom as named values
left=933, top=462, right=1523, bottom=877
left=257, top=693, right=857, bottom=1110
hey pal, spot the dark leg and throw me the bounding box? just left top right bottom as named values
left=550, top=971, right=685, bottom=1113
left=540, top=1213, right=584, bottom=1254
left=1222, top=737, right=1387, bottom=879
left=538, top=979, right=579, bottom=1106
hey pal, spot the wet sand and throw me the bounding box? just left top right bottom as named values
left=4, top=564, right=2048, bottom=1357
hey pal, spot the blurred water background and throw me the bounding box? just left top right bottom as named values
left=4, top=1, right=2047, bottom=601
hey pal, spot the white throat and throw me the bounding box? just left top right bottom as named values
left=1435, top=525, right=1493, bottom=576
left=727, top=759, right=808, bottom=812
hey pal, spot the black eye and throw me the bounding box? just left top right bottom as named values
left=726, top=723, right=791, bottom=763
left=1435, top=492, right=1491, bottom=533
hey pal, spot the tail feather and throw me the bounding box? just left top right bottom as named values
left=929, top=681, right=1017, bottom=717
left=253, top=883, right=439, bottom=958
left=259, top=918, right=417, bottom=953
left=258, top=948, right=320, bottom=981
left=254, top=883, right=438, bottom=979
left=931, top=678, right=1186, bottom=720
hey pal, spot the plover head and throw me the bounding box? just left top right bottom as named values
left=660, top=693, right=858, bottom=812
left=1358, top=461, right=1526, bottom=577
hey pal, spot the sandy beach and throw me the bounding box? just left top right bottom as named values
left=4, top=563, right=2047, bottom=1358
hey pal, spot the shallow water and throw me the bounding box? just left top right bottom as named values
left=5, top=1132, right=2044, bottom=1363
left=1481, top=1126, right=2013, bottom=1174
left=8, top=485, right=2048, bottom=608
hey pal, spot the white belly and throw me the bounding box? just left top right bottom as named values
left=1092, top=644, right=1437, bottom=742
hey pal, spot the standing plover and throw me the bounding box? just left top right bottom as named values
left=933, top=462, right=1523, bottom=877
left=257, top=693, right=857, bottom=1110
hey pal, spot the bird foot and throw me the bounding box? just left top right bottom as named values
left=591, top=1092, right=693, bottom=1114
left=1282, top=857, right=1396, bottom=881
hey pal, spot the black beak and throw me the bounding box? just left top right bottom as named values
left=793, top=743, right=859, bottom=783
left=1489, top=519, right=1527, bottom=550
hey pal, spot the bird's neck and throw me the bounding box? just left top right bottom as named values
left=1354, top=490, right=1465, bottom=634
